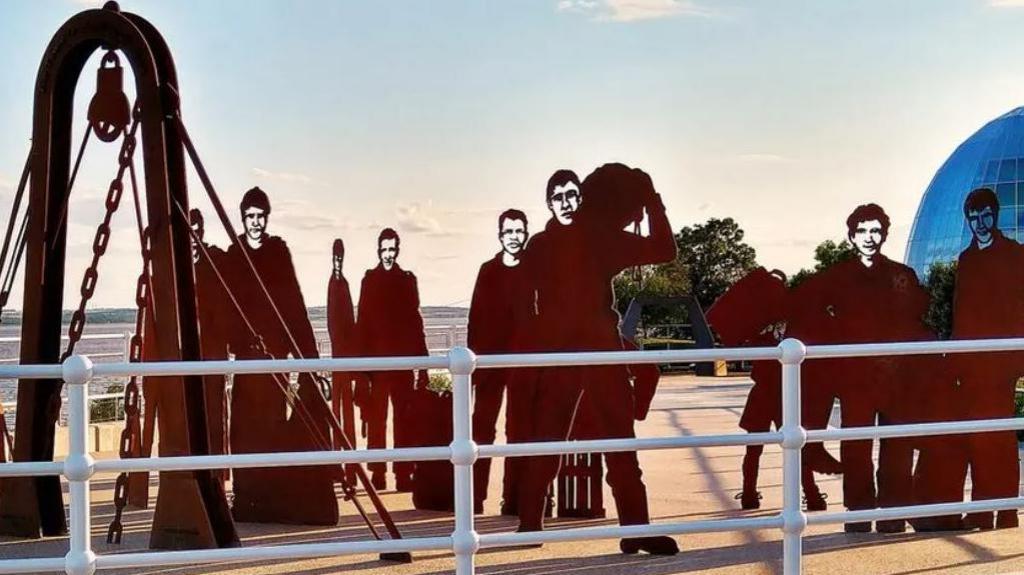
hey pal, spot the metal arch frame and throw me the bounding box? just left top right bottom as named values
left=0, top=3, right=238, bottom=549
left=620, top=295, right=717, bottom=375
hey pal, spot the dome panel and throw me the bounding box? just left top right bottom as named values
left=905, top=107, right=1024, bottom=280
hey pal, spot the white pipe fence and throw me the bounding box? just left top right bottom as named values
left=0, top=324, right=467, bottom=415
left=0, top=338, right=1023, bottom=574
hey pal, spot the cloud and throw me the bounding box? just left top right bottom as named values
left=394, top=202, right=468, bottom=237
left=251, top=167, right=313, bottom=185
left=396, top=201, right=443, bottom=234
left=273, top=212, right=345, bottom=231
left=990, top=0, right=1024, bottom=6
left=268, top=198, right=351, bottom=232
left=558, top=0, right=716, bottom=22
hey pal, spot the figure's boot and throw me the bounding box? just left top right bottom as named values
left=801, top=465, right=828, bottom=512
left=738, top=446, right=763, bottom=510
left=620, top=536, right=680, bottom=555
left=736, top=491, right=762, bottom=510
left=876, top=519, right=907, bottom=533
left=804, top=491, right=828, bottom=512
left=499, top=498, right=518, bottom=516
left=964, top=511, right=994, bottom=531
left=996, top=510, right=1019, bottom=529
left=844, top=521, right=872, bottom=533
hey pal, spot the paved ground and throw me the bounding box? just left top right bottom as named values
left=3, top=373, right=1024, bottom=574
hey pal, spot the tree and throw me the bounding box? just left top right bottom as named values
left=675, top=218, right=758, bottom=310
left=612, top=217, right=757, bottom=332
left=923, top=261, right=956, bottom=340
left=613, top=259, right=690, bottom=326
left=787, top=239, right=857, bottom=287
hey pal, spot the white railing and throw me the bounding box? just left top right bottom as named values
left=1, top=338, right=1024, bottom=574
left=0, top=324, right=467, bottom=417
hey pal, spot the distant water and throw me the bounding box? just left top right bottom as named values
left=0, top=315, right=467, bottom=426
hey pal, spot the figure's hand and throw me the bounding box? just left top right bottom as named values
left=647, top=191, right=666, bottom=214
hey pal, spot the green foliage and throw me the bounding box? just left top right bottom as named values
left=89, top=382, right=125, bottom=423
left=675, top=218, right=758, bottom=310
left=1016, top=389, right=1024, bottom=441
left=427, top=371, right=452, bottom=394
left=613, top=259, right=690, bottom=325
left=612, top=217, right=758, bottom=328
left=787, top=239, right=858, bottom=287
left=924, top=261, right=957, bottom=340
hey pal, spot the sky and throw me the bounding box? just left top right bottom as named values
left=3, top=0, right=1024, bottom=309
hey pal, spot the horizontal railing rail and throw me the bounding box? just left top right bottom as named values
left=0, top=323, right=468, bottom=417
left=0, top=337, right=1023, bottom=574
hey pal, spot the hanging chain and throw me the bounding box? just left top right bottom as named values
left=61, top=103, right=141, bottom=362
left=106, top=226, right=152, bottom=544
left=106, top=110, right=150, bottom=544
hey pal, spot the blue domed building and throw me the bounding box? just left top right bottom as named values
left=905, top=107, right=1024, bottom=279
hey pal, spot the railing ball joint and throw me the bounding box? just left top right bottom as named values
left=64, top=453, right=96, bottom=482
left=447, top=345, right=477, bottom=376
left=62, top=354, right=94, bottom=386
left=781, top=509, right=807, bottom=535
left=450, top=439, right=479, bottom=466
left=452, top=529, right=481, bottom=557
left=778, top=338, right=806, bottom=365
left=64, top=549, right=96, bottom=575
left=781, top=426, right=807, bottom=450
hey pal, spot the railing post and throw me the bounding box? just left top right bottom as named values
left=123, top=330, right=132, bottom=362
left=63, top=354, right=96, bottom=575
left=448, top=346, right=479, bottom=575
left=779, top=338, right=807, bottom=575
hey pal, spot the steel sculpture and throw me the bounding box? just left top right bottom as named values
left=0, top=3, right=411, bottom=560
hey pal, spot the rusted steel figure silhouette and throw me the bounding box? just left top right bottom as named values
left=517, top=165, right=679, bottom=555
left=468, top=208, right=534, bottom=514
left=356, top=228, right=429, bottom=492
left=705, top=268, right=841, bottom=512
left=327, top=238, right=359, bottom=481
left=948, top=187, right=1024, bottom=530
left=788, top=204, right=936, bottom=533
left=189, top=209, right=230, bottom=481
left=225, top=187, right=337, bottom=525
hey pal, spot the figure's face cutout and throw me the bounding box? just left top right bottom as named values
left=243, top=206, right=267, bottom=241
left=499, top=218, right=527, bottom=256
left=851, top=218, right=884, bottom=258
left=967, top=206, right=996, bottom=245
left=548, top=182, right=581, bottom=226
left=333, top=253, right=343, bottom=274
left=379, top=238, right=398, bottom=270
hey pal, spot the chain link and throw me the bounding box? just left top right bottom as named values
left=106, top=226, right=151, bottom=544
left=61, top=107, right=140, bottom=361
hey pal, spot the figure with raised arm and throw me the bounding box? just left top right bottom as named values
left=516, top=165, right=679, bottom=555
